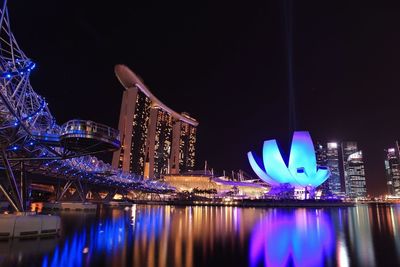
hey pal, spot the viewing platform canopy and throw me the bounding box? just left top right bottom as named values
left=60, top=120, right=121, bottom=152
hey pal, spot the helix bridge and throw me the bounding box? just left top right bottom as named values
left=0, top=0, right=172, bottom=212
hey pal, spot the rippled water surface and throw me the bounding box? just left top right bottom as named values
left=1, top=204, right=400, bottom=267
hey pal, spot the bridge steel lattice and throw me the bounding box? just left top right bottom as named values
left=0, top=0, right=172, bottom=212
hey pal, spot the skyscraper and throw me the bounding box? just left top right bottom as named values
left=341, top=142, right=367, bottom=198
left=112, top=65, right=198, bottom=178
left=315, top=142, right=329, bottom=195
left=326, top=142, right=342, bottom=195
left=384, top=143, right=400, bottom=196
left=315, top=142, right=342, bottom=196
left=148, top=107, right=173, bottom=178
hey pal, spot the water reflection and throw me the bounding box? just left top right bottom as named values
left=367, top=204, right=400, bottom=266
left=336, top=233, right=350, bottom=267
left=347, top=205, right=376, bottom=267
left=42, top=211, right=128, bottom=267
left=249, top=209, right=334, bottom=267
left=40, top=205, right=261, bottom=267
left=130, top=206, right=260, bottom=267
left=391, top=206, right=400, bottom=262
left=2, top=204, right=397, bottom=267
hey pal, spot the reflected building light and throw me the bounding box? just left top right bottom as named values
left=158, top=210, right=170, bottom=267
left=233, top=207, right=239, bottom=232
left=147, top=229, right=156, bottom=267
left=336, top=234, right=350, bottom=267
left=41, top=205, right=272, bottom=267
left=390, top=207, right=400, bottom=262
left=348, top=206, right=376, bottom=267
left=174, top=218, right=183, bottom=267
left=338, top=209, right=344, bottom=231
left=376, top=206, right=382, bottom=232
left=134, top=235, right=141, bottom=267
left=131, top=204, right=137, bottom=226
left=186, top=210, right=194, bottom=267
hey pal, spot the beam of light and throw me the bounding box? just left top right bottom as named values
left=284, top=0, right=296, bottom=132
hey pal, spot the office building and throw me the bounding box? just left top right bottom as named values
left=384, top=143, right=400, bottom=196
left=315, top=142, right=342, bottom=196
left=326, top=142, right=342, bottom=195
left=341, top=142, right=367, bottom=198
left=315, top=142, right=329, bottom=194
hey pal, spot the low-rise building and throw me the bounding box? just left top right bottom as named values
left=164, top=172, right=269, bottom=199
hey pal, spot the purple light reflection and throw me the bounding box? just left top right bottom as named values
left=250, top=209, right=334, bottom=267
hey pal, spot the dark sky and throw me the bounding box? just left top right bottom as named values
left=8, top=1, right=400, bottom=196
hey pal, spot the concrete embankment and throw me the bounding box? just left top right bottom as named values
left=0, top=213, right=60, bottom=239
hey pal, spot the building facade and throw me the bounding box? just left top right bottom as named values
left=384, top=143, right=400, bottom=196
left=341, top=142, right=367, bottom=198
left=164, top=174, right=268, bottom=198
left=315, top=142, right=342, bottom=196
left=326, top=142, right=342, bottom=195
left=315, top=142, right=329, bottom=195
left=112, top=65, right=198, bottom=178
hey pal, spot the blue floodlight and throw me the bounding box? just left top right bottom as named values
left=247, top=131, right=329, bottom=188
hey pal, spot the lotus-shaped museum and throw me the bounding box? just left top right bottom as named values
left=247, top=131, right=329, bottom=188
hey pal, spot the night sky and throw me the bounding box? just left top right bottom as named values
left=8, top=1, right=400, bottom=196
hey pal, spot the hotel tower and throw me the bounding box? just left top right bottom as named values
left=112, top=65, right=198, bottom=179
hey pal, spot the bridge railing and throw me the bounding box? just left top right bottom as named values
left=60, top=120, right=120, bottom=141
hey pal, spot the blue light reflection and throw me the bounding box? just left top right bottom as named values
left=41, top=206, right=165, bottom=267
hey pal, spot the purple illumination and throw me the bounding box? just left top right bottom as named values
left=249, top=209, right=334, bottom=267
left=247, top=131, right=329, bottom=188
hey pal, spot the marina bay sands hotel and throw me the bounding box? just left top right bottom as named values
left=112, top=65, right=198, bottom=179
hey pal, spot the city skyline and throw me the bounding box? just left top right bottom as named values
left=316, top=140, right=368, bottom=198
left=2, top=1, right=400, bottom=267
left=9, top=1, right=400, bottom=196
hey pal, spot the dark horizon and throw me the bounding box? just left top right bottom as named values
left=9, top=0, right=400, bottom=196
